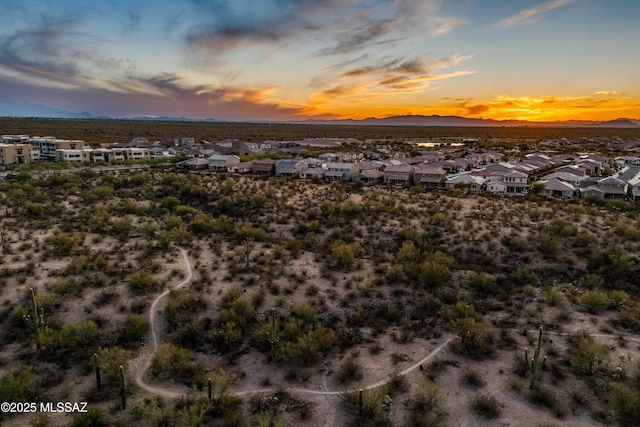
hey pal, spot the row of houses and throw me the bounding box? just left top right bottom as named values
left=536, top=165, right=640, bottom=200
left=177, top=151, right=634, bottom=200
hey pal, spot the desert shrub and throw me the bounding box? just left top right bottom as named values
left=613, top=302, right=640, bottom=332
left=419, top=251, right=454, bottom=288
left=610, top=383, right=640, bottom=425
left=502, top=233, right=529, bottom=252
left=579, top=273, right=604, bottom=289
left=470, top=393, right=502, bottom=418
left=608, top=290, right=629, bottom=310
left=151, top=343, right=197, bottom=384
left=470, top=272, right=496, bottom=295
left=128, top=270, right=157, bottom=295
left=331, top=242, right=359, bottom=270
left=543, top=289, right=563, bottom=306
left=336, top=354, right=363, bottom=383
left=573, top=231, right=598, bottom=247
left=614, top=220, right=640, bottom=241
left=580, top=291, right=609, bottom=313
left=404, top=380, right=447, bottom=427
left=47, top=232, right=85, bottom=256
left=97, top=346, right=132, bottom=384
left=527, top=386, right=565, bottom=416
left=0, top=366, right=33, bottom=403
left=536, top=233, right=560, bottom=257
left=462, top=368, right=486, bottom=388
left=116, top=314, right=148, bottom=348
left=567, top=333, right=609, bottom=376
left=71, top=406, right=107, bottom=427
left=48, top=278, right=81, bottom=297
left=279, top=325, right=335, bottom=365
left=165, top=288, right=208, bottom=329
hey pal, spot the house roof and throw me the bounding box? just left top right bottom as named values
left=276, top=159, right=302, bottom=166
left=540, top=172, right=586, bottom=183
left=413, top=165, right=446, bottom=174
left=383, top=164, right=413, bottom=173
left=616, top=166, right=640, bottom=182
left=358, top=170, right=384, bottom=179
left=253, top=158, right=277, bottom=165
left=303, top=167, right=327, bottom=175
left=208, top=154, right=237, bottom=160
left=598, top=176, right=625, bottom=186
left=326, top=162, right=354, bottom=169
left=445, top=174, right=484, bottom=185
left=542, top=179, right=575, bottom=192
left=178, top=158, right=209, bottom=166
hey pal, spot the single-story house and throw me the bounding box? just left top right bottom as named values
left=444, top=174, right=485, bottom=190
left=299, top=167, right=327, bottom=179
left=538, top=179, right=576, bottom=198
left=177, top=158, right=209, bottom=170
left=227, top=161, right=254, bottom=173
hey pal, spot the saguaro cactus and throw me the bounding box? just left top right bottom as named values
left=23, top=288, right=45, bottom=350
left=208, top=377, right=213, bottom=400
left=119, top=365, right=127, bottom=410
left=525, top=327, right=546, bottom=389
left=0, top=228, right=7, bottom=254
left=93, top=353, right=101, bottom=390
left=243, top=237, right=255, bottom=268
left=267, top=308, right=279, bottom=361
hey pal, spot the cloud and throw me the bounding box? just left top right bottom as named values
left=119, top=8, right=142, bottom=32
left=320, top=20, right=398, bottom=55
left=464, top=103, right=491, bottom=115
left=0, top=13, right=90, bottom=86
left=491, top=0, right=575, bottom=30
left=184, top=0, right=339, bottom=52
left=595, top=90, right=620, bottom=96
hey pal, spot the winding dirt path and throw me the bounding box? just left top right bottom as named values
left=131, top=251, right=640, bottom=406
left=133, top=248, right=193, bottom=399
left=131, top=247, right=455, bottom=401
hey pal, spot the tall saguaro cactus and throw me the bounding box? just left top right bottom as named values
left=93, top=353, right=101, bottom=390
left=119, top=365, right=127, bottom=410
left=23, top=288, right=45, bottom=350
left=525, top=327, right=546, bottom=389
left=267, top=308, right=279, bottom=361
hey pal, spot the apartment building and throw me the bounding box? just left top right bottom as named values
left=0, top=144, right=35, bottom=165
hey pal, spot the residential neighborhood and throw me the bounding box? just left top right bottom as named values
left=3, top=133, right=640, bottom=201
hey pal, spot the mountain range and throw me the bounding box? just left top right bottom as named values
left=1, top=100, right=639, bottom=128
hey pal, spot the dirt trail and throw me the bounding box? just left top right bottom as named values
left=130, top=251, right=640, bottom=419
left=132, top=248, right=193, bottom=399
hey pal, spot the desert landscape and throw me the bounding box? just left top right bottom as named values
left=1, top=123, right=640, bottom=426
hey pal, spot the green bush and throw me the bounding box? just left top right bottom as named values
left=151, top=343, right=197, bottom=384
left=470, top=393, right=502, bottom=418
left=567, top=333, right=609, bottom=376
left=331, top=242, right=359, bottom=270
left=580, top=291, right=609, bottom=313
left=128, top=270, right=157, bottom=295
left=610, top=383, right=640, bottom=425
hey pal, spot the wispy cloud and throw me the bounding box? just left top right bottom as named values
left=491, top=0, right=575, bottom=30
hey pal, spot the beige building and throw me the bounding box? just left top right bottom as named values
left=0, top=144, right=35, bottom=165
left=55, top=147, right=149, bottom=163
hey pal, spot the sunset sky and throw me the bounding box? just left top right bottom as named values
left=1, top=0, right=639, bottom=122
